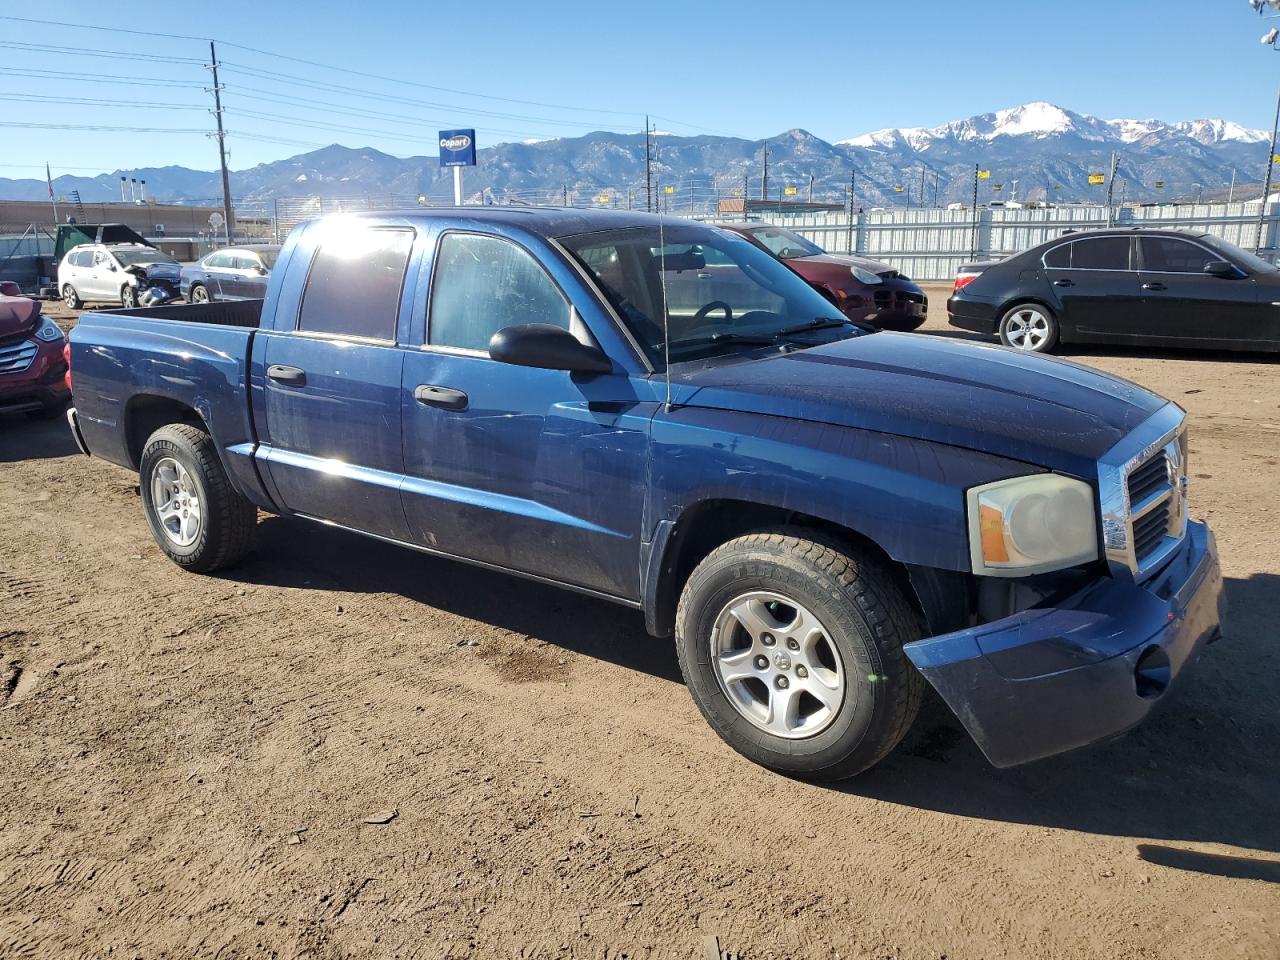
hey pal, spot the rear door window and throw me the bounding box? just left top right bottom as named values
left=205, top=252, right=230, bottom=269
left=296, top=228, right=413, bottom=341
left=1139, top=237, right=1216, bottom=273
left=1070, top=236, right=1131, bottom=271
left=428, top=233, right=570, bottom=352
left=1043, top=243, right=1071, bottom=269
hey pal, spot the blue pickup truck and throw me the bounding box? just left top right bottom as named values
left=65, top=208, right=1225, bottom=779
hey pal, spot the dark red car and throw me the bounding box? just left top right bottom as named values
left=717, top=223, right=927, bottom=331
left=0, top=295, right=70, bottom=417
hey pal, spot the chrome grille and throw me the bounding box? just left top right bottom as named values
left=0, top=340, right=37, bottom=375
left=1098, top=406, right=1189, bottom=578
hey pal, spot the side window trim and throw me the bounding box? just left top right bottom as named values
left=293, top=225, right=415, bottom=344
left=423, top=229, right=572, bottom=355
left=1043, top=236, right=1133, bottom=272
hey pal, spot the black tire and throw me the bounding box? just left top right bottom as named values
left=189, top=284, right=211, bottom=304
left=139, top=423, right=256, bottom=573
left=997, top=302, right=1058, bottom=353
left=121, top=285, right=139, bottom=309
left=675, top=527, right=925, bottom=781
left=61, top=284, right=82, bottom=309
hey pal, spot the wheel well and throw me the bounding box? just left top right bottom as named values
left=649, top=499, right=920, bottom=637
left=125, top=395, right=204, bottom=468
left=998, top=297, right=1057, bottom=323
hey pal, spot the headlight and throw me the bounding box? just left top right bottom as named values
left=850, top=266, right=883, bottom=285
left=34, top=317, right=64, bottom=343
left=967, top=474, right=1098, bottom=576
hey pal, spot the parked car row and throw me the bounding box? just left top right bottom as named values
left=55, top=241, right=281, bottom=309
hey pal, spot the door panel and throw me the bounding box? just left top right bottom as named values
left=260, top=335, right=408, bottom=539
left=400, top=351, right=652, bottom=598
left=1046, top=236, right=1142, bottom=341
left=1136, top=236, right=1261, bottom=346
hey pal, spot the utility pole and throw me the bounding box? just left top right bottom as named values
left=644, top=115, right=652, bottom=213
left=562, top=184, right=568, bottom=206
left=919, top=164, right=926, bottom=210
left=1259, top=82, right=1280, bottom=253
left=808, top=173, right=814, bottom=203
left=761, top=143, right=769, bottom=201
left=933, top=171, right=940, bottom=207
left=742, top=173, right=748, bottom=215
left=1105, top=152, right=1119, bottom=227
left=1229, top=168, right=1237, bottom=203
left=208, top=41, right=234, bottom=244
left=970, top=163, right=979, bottom=259
left=846, top=168, right=855, bottom=254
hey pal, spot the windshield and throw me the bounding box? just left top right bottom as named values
left=112, top=247, right=178, bottom=267
left=1203, top=235, right=1279, bottom=274
left=257, top=248, right=280, bottom=270
left=744, top=226, right=825, bottom=260
left=562, top=223, right=857, bottom=365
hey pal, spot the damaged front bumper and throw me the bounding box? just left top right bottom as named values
left=903, top=521, right=1224, bottom=768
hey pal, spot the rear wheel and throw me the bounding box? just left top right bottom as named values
left=189, top=283, right=211, bottom=304
left=139, top=423, right=256, bottom=572
left=61, top=284, right=82, bottom=309
left=998, top=303, right=1058, bottom=352
left=675, top=528, right=924, bottom=781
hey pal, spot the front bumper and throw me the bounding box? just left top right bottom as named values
left=0, top=337, right=70, bottom=415
left=903, top=521, right=1224, bottom=767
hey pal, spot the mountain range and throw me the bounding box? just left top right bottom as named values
left=0, top=102, right=1270, bottom=209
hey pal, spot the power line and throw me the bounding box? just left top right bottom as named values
left=0, top=92, right=207, bottom=110
left=0, top=121, right=207, bottom=134
left=0, top=66, right=203, bottom=88
left=0, top=39, right=203, bottom=64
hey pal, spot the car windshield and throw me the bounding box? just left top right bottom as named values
left=1202, top=235, right=1279, bottom=274
left=744, top=226, right=825, bottom=260
left=562, top=223, right=860, bottom=366
left=112, top=247, right=178, bottom=267
left=257, top=248, right=280, bottom=270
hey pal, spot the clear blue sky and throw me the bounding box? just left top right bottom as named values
left=1, top=0, right=1277, bottom=177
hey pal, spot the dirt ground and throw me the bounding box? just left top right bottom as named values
left=2, top=288, right=1277, bottom=959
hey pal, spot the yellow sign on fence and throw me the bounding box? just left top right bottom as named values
left=1154, top=181, right=1165, bottom=189
left=977, top=170, right=991, bottom=180
left=784, top=186, right=798, bottom=196
left=893, top=185, right=904, bottom=193
left=596, top=194, right=610, bottom=203
left=1088, top=173, right=1106, bottom=186
left=663, top=185, right=674, bottom=194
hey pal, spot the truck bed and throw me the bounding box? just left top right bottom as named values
left=98, top=298, right=263, bottom=328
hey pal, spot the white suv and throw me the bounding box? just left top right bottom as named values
left=58, top=243, right=181, bottom=309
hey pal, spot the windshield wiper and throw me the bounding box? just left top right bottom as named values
left=666, top=332, right=782, bottom=350
left=774, top=317, right=853, bottom=336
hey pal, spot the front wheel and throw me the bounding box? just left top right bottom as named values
left=139, top=423, right=256, bottom=572
left=998, top=303, right=1058, bottom=352
left=121, top=285, right=139, bottom=309
left=675, top=528, right=924, bottom=781
left=62, top=284, right=82, bottom=309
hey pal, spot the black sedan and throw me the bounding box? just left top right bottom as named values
left=180, top=244, right=280, bottom=303
left=947, top=228, right=1280, bottom=353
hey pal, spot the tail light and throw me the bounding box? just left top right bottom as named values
left=63, top=342, right=72, bottom=392
left=953, top=272, right=979, bottom=293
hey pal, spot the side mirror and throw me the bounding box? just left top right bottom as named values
left=489, top=323, right=611, bottom=374
left=1204, top=260, right=1236, bottom=278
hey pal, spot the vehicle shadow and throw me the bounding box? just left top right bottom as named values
left=0, top=409, right=79, bottom=463
left=848, top=571, right=1280, bottom=858
left=220, top=514, right=683, bottom=683
left=223, top=515, right=1277, bottom=857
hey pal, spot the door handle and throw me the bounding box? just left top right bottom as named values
left=1141, top=282, right=1167, bottom=291
left=267, top=364, right=306, bottom=386
left=1053, top=278, right=1075, bottom=287
left=414, top=384, right=468, bottom=411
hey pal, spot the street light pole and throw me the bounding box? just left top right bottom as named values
left=1258, top=80, right=1280, bottom=253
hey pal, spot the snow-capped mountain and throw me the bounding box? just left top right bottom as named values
left=0, top=102, right=1268, bottom=207
left=837, top=101, right=1267, bottom=151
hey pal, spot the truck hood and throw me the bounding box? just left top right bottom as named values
left=125, top=261, right=181, bottom=283
left=0, top=296, right=40, bottom=338
left=669, top=333, right=1168, bottom=476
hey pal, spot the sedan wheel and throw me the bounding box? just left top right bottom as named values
left=190, top=284, right=210, bottom=304
left=999, top=304, right=1058, bottom=353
